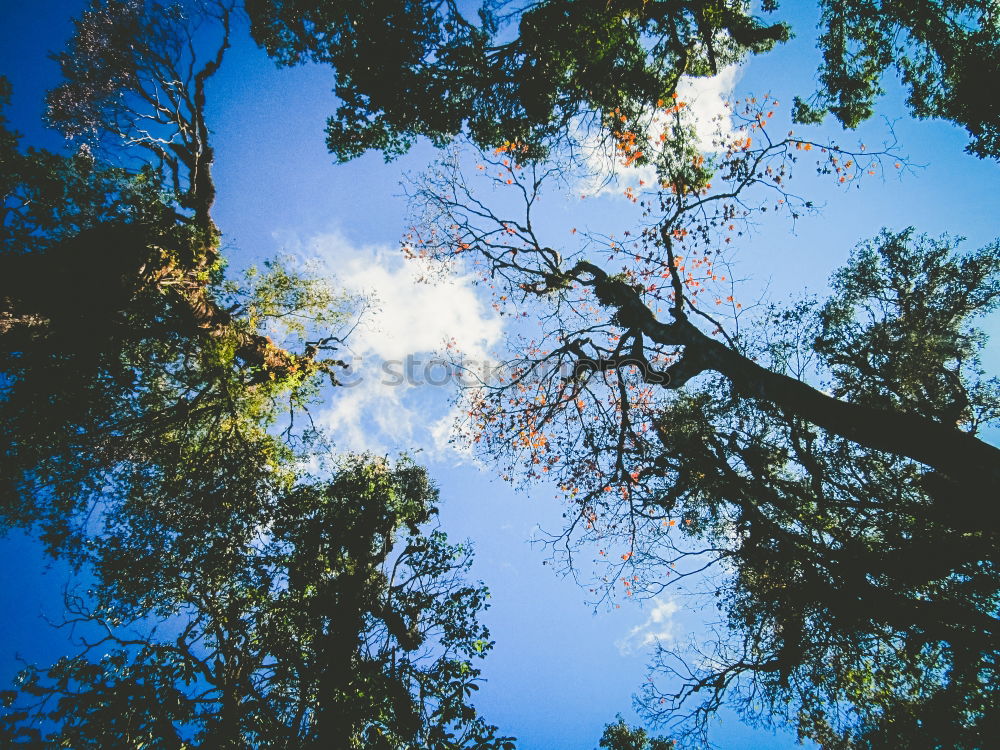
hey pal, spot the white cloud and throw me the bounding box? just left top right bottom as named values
left=318, top=372, right=417, bottom=454
left=616, top=596, right=681, bottom=656
left=285, top=230, right=504, bottom=455
left=333, top=242, right=502, bottom=364
left=675, top=64, right=744, bottom=152
left=429, top=403, right=473, bottom=460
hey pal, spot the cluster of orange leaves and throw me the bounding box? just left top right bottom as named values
left=612, top=130, right=644, bottom=167
left=493, top=140, right=529, bottom=157
left=610, top=95, right=696, bottom=169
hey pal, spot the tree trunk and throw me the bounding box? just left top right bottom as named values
left=585, top=264, right=1000, bottom=506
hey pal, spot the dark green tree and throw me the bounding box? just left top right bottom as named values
left=246, top=0, right=1000, bottom=159
left=801, top=0, right=1000, bottom=158
left=4, top=6, right=511, bottom=747
left=0, top=98, right=346, bottom=554
left=598, top=715, right=674, bottom=750
left=635, top=232, right=999, bottom=748
left=246, top=0, right=788, bottom=160
left=1, top=456, right=514, bottom=749
left=406, top=103, right=999, bottom=746
left=1, top=0, right=347, bottom=555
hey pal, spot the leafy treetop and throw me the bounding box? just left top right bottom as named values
left=247, top=0, right=1000, bottom=160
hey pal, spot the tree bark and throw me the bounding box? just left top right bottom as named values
left=581, top=262, right=1000, bottom=502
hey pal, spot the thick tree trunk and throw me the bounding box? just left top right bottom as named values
left=0, top=224, right=315, bottom=383
left=585, top=263, right=1000, bottom=501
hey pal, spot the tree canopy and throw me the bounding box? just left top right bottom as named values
left=1, top=77, right=345, bottom=557
left=1, top=456, right=512, bottom=749
left=247, top=0, right=1000, bottom=160
left=2, top=3, right=510, bottom=747
left=405, top=91, right=1000, bottom=745
left=2, top=0, right=1000, bottom=748
left=1, top=0, right=347, bottom=556
left=247, top=0, right=789, bottom=160
left=598, top=715, right=675, bottom=750
left=633, top=232, right=1000, bottom=747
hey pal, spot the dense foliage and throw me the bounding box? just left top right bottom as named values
left=634, top=232, right=1000, bottom=747
left=1, top=3, right=510, bottom=746
left=247, top=0, right=787, bottom=159
left=248, top=0, right=1000, bottom=160
left=805, top=0, right=1000, bottom=158
left=1, top=73, right=344, bottom=557
left=3, top=0, right=1000, bottom=747
left=598, top=715, right=675, bottom=750
left=406, top=91, right=1000, bottom=745
left=1, top=456, right=511, bottom=749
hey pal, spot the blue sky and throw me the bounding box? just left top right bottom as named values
left=2, top=2, right=998, bottom=748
